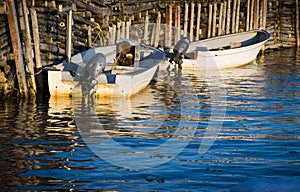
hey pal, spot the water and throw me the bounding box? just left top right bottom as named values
left=1, top=48, right=300, bottom=191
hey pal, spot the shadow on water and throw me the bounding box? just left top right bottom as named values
left=0, top=48, right=299, bottom=191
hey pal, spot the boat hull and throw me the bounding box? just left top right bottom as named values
left=181, top=30, right=270, bottom=70
left=48, top=45, right=164, bottom=98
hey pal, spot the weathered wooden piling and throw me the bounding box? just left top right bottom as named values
left=296, top=0, right=300, bottom=47
left=20, top=0, right=36, bottom=95
left=6, top=0, right=28, bottom=97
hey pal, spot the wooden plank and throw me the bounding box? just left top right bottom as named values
left=6, top=0, right=28, bottom=96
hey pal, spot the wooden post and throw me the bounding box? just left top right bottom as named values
left=226, top=0, right=231, bottom=34
left=296, top=0, right=300, bottom=47
left=246, top=0, right=250, bottom=31
left=212, top=2, right=217, bottom=37
left=231, top=0, right=237, bottom=33
left=144, top=11, right=149, bottom=44
left=154, top=12, right=161, bottom=47
left=21, top=0, right=36, bottom=94
left=116, top=22, right=121, bottom=41
left=112, top=24, right=116, bottom=44
left=207, top=3, right=212, bottom=38
left=169, top=5, right=172, bottom=46
left=222, top=1, right=227, bottom=35
left=174, top=4, right=179, bottom=43
left=66, top=9, right=73, bottom=62
left=235, top=0, right=240, bottom=32
left=121, top=21, right=126, bottom=39
left=184, top=2, right=188, bottom=36
left=196, top=3, right=202, bottom=40
left=218, top=3, right=224, bottom=36
left=165, top=4, right=171, bottom=47
left=30, top=8, right=43, bottom=92
left=253, top=0, right=259, bottom=29
left=87, top=18, right=93, bottom=47
left=190, top=2, right=195, bottom=41
left=177, top=5, right=181, bottom=37
left=108, top=26, right=113, bottom=45
left=126, top=19, right=131, bottom=39
left=262, top=0, right=267, bottom=30
left=6, top=0, right=28, bottom=96
left=250, top=0, right=254, bottom=30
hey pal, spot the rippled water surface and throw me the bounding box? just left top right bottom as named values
left=1, top=48, right=300, bottom=191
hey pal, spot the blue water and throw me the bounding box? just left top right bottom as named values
left=0, top=48, right=300, bottom=191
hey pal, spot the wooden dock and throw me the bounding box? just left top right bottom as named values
left=0, top=0, right=299, bottom=97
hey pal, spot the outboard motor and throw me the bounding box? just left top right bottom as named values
left=169, top=37, right=190, bottom=68
left=79, top=53, right=106, bottom=101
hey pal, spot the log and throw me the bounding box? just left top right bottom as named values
left=212, top=2, right=217, bottom=37
left=40, top=43, right=66, bottom=55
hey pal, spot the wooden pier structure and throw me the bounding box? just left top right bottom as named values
left=0, top=0, right=300, bottom=97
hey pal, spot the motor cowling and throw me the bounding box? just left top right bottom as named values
left=80, top=53, right=107, bottom=97
left=169, top=37, right=190, bottom=67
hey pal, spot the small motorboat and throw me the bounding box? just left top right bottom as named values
left=48, top=39, right=165, bottom=98
left=168, top=29, right=270, bottom=70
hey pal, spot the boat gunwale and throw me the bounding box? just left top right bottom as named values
left=188, top=29, right=270, bottom=54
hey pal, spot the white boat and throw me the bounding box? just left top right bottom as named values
left=171, top=29, right=270, bottom=70
left=48, top=39, right=165, bottom=98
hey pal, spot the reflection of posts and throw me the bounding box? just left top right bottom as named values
left=115, top=41, right=134, bottom=66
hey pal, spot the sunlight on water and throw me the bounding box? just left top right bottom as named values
left=0, top=49, right=299, bottom=191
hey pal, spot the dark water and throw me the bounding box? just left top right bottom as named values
left=1, top=48, right=300, bottom=191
